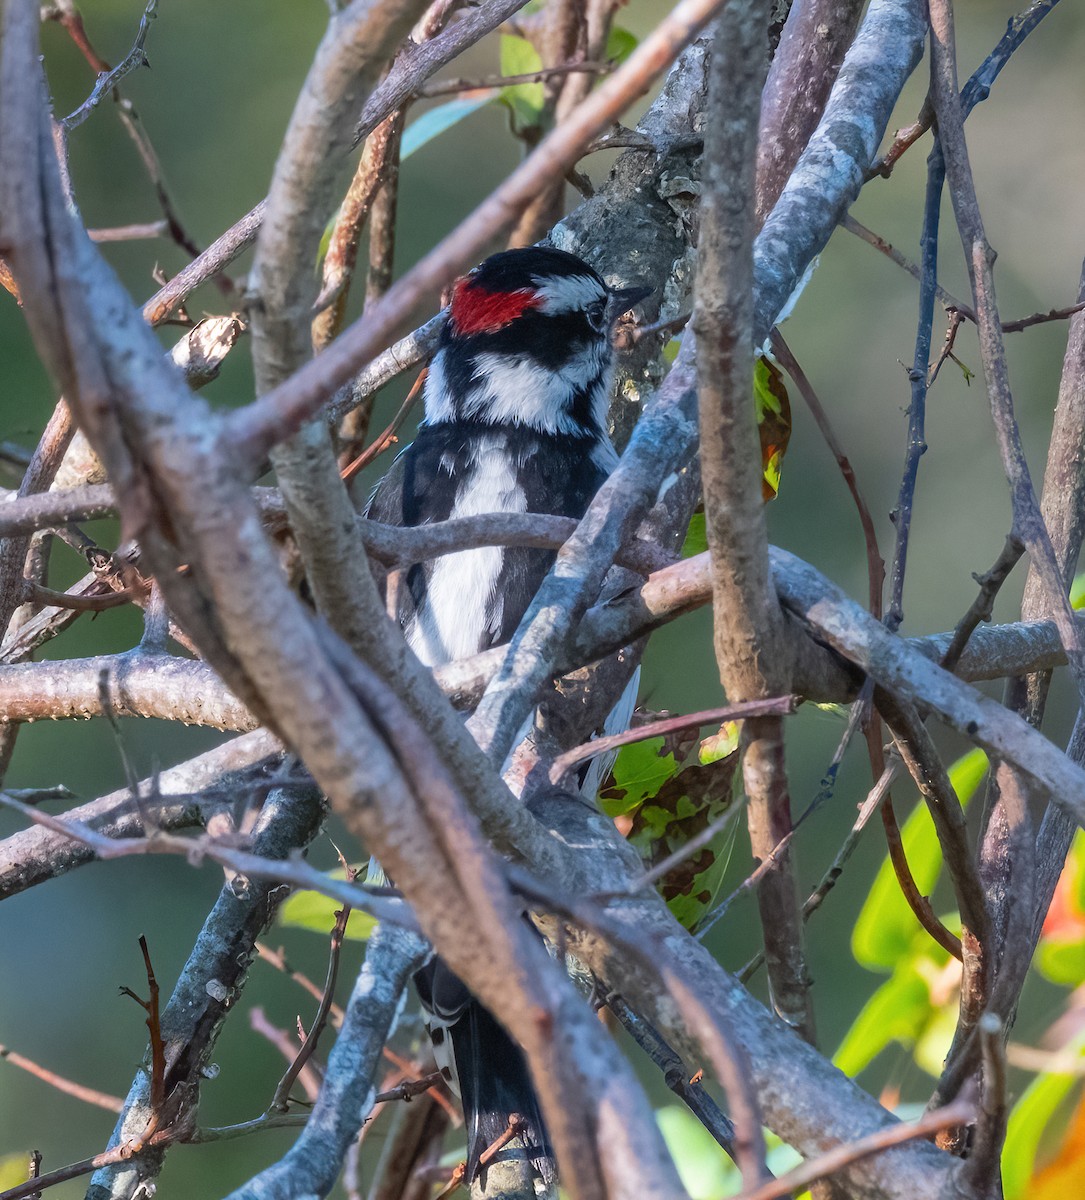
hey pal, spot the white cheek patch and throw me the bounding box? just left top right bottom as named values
left=463, top=348, right=609, bottom=435
left=532, top=272, right=606, bottom=315
left=407, top=437, right=527, bottom=666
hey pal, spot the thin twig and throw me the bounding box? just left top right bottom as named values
left=868, top=0, right=1062, bottom=178
left=606, top=994, right=737, bottom=1159
left=340, top=369, right=427, bottom=482
left=940, top=535, right=1025, bottom=673
left=730, top=1091, right=976, bottom=1200
left=87, top=221, right=168, bottom=242
left=21, top=580, right=138, bottom=613
left=770, top=331, right=884, bottom=616
left=0, top=791, right=418, bottom=930
left=60, top=0, right=158, bottom=131
left=269, top=864, right=356, bottom=1111
left=0, top=1044, right=124, bottom=1112
left=930, top=0, right=1085, bottom=712
left=417, top=61, right=610, bottom=97
left=549, top=695, right=798, bottom=783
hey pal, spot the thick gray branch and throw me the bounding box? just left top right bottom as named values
left=752, top=0, right=927, bottom=340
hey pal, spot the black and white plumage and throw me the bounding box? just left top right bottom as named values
left=367, top=246, right=648, bottom=669
left=368, top=246, right=648, bottom=1187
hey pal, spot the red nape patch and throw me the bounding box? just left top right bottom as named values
left=449, top=279, right=541, bottom=335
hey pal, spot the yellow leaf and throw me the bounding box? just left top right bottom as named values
left=1026, top=1085, right=1085, bottom=1199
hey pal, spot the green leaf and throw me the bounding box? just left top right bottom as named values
left=277, top=870, right=377, bottom=942
left=0, top=1155, right=31, bottom=1191
left=681, top=511, right=707, bottom=558
left=913, top=994, right=961, bottom=1077
left=601, top=726, right=739, bottom=929
left=833, top=964, right=932, bottom=1077
left=699, top=722, right=739, bottom=765
left=316, top=207, right=339, bottom=269
left=1071, top=572, right=1085, bottom=610
left=605, top=26, right=638, bottom=64
left=599, top=737, right=677, bottom=817
left=852, top=748, right=988, bottom=971
left=1038, top=936, right=1085, bottom=987
left=754, top=355, right=791, bottom=501
left=657, top=1105, right=739, bottom=1200
left=1003, top=1038, right=1085, bottom=1199
left=401, top=94, right=495, bottom=160
left=499, top=35, right=545, bottom=128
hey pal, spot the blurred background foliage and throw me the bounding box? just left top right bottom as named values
left=2, top=0, right=1085, bottom=1195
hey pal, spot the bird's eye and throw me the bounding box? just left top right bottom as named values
left=586, top=300, right=606, bottom=332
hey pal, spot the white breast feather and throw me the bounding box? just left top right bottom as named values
left=407, top=438, right=526, bottom=666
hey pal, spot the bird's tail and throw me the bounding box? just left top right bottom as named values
left=416, top=957, right=555, bottom=1189
left=458, top=997, right=555, bottom=1189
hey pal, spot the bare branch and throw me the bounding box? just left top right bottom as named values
left=0, top=652, right=255, bottom=731
left=755, top=0, right=864, bottom=222
left=732, top=1091, right=975, bottom=1200
left=0, top=1044, right=123, bottom=1113
left=59, top=0, right=158, bottom=131
left=0, top=729, right=281, bottom=899
left=224, top=924, right=429, bottom=1200
left=694, top=0, right=813, bottom=1058
left=772, top=545, right=1085, bottom=823
left=228, top=0, right=728, bottom=466
left=930, top=0, right=1085, bottom=713
left=87, top=786, right=324, bottom=1199
left=752, top=0, right=927, bottom=340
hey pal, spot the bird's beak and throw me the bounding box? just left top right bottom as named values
left=605, top=284, right=652, bottom=327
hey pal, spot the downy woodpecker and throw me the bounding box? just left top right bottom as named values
left=367, top=246, right=649, bottom=1187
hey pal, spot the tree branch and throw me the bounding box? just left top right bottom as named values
left=223, top=923, right=429, bottom=1200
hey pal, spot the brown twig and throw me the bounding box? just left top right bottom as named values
left=867, top=108, right=932, bottom=180
left=730, top=1090, right=976, bottom=1200
left=340, top=368, right=427, bottom=482
left=840, top=214, right=970, bottom=314
left=431, top=1162, right=467, bottom=1200
left=313, top=113, right=403, bottom=354
left=940, top=534, right=1025, bottom=673
left=770, top=331, right=884, bottom=616
left=372, top=1070, right=446, bottom=1105
left=269, top=862, right=356, bottom=1111
left=879, top=780, right=963, bottom=961
left=118, top=935, right=167, bottom=1141
left=0, top=1128, right=175, bottom=1200
left=549, top=695, right=798, bottom=784
left=417, top=61, right=610, bottom=97
left=0, top=1044, right=124, bottom=1112
left=927, top=308, right=966, bottom=387
left=87, top=221, right=167, bottom=242
left=1001, top=300, right=1085, bottom=332
left=248, top=1008, right=322, bottom=1102
left=21, top=580, right=138, bottom=613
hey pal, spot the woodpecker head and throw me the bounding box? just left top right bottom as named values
left=423, top=247, right=650, bottom=438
